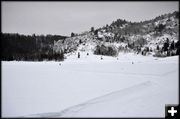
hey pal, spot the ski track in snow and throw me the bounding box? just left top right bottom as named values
left=2, top=55, right=178, bottom=117
left=25, top=81, right=158, bottom=117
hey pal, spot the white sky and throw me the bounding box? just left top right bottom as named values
left=2, top=1, right=179, bottom=36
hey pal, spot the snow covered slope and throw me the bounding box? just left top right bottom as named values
left=53, top=11, right=179, bottom=57
left=2, top=54, right=178, bottom=117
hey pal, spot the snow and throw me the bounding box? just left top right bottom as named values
left=142, top=33, right=178, bottom=51
left=2, top=53, right=179, bottom=117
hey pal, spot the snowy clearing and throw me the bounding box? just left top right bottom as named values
left=2, top=53, right=179, bottom=117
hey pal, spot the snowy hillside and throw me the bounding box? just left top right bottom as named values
left=53, top=11, right=179, bottom=58
left=2, top=54, right=178, bottom=117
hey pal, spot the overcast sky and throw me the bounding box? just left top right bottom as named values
left=2, top=2, right=179, bottom=36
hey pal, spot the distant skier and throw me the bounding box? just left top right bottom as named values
left=101, top=56, right=103, bottom=60
left=87, top=53, right=89, bottom=56
left=78, top=52, right=80, bottom=58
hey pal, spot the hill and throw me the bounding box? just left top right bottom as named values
left=54, top=11, right=179, bottom=59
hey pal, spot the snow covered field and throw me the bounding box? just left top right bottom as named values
left=2, top=53, right=179, bottom=117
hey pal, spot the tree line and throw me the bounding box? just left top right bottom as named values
left=1, top=33, right=67, bottom=61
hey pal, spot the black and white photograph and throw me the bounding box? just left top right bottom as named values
left=1, top=1, right=179, bottom=118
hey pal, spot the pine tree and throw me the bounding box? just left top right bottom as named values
left=170, top=41, right=175, bottom=50
left=163, top=39, right=169, bottom=52
left=71, top=32, right=75, bottom=37
left=91, top=27, right=94, bottom=32
left=157, top=45, right=160, bottom=50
